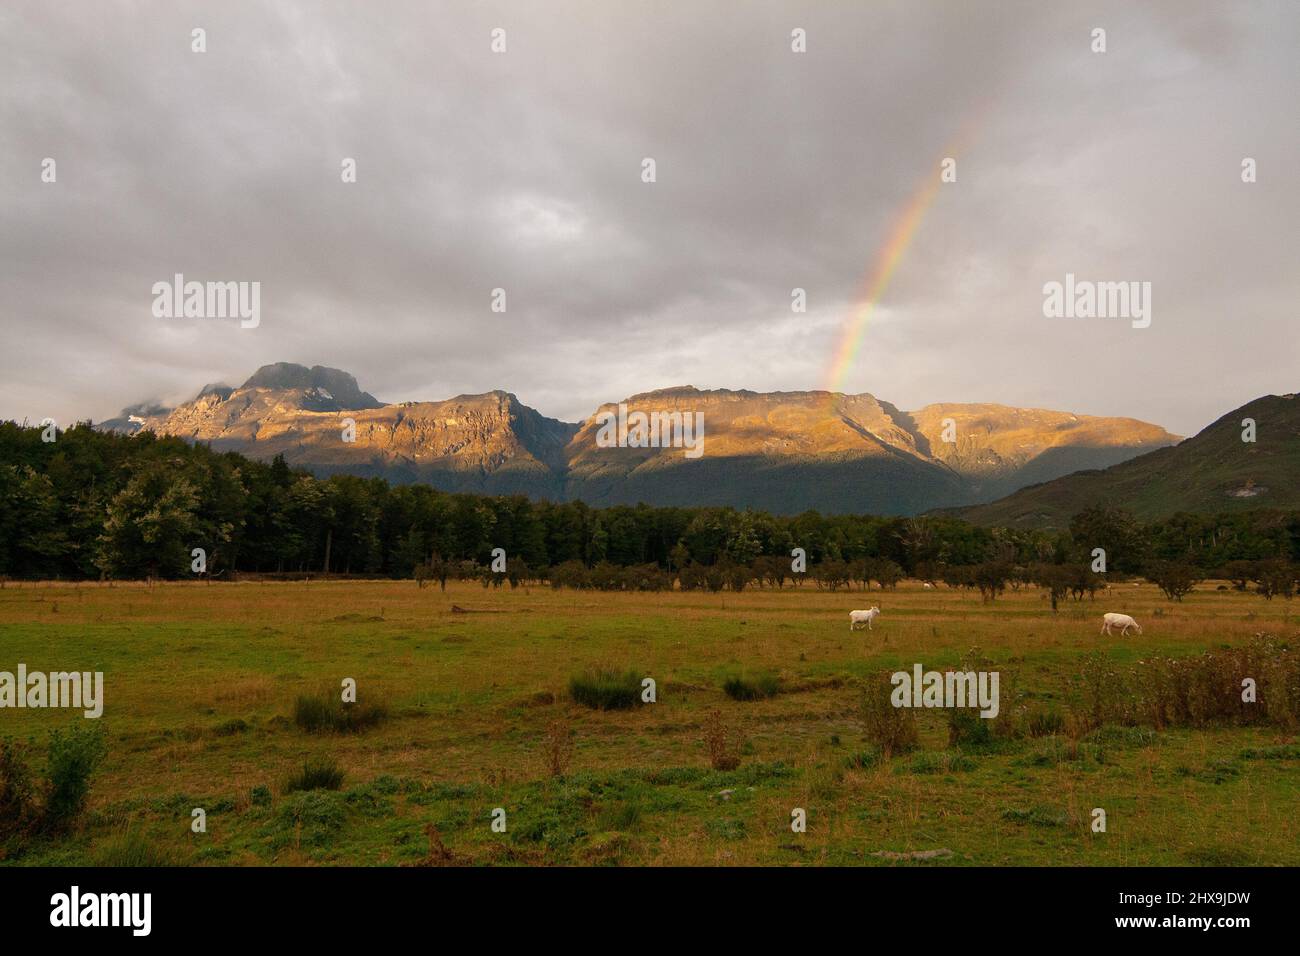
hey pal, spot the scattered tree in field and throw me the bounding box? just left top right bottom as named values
left=1252, top=560, right=1297, bottom=601
left=914, top=561, right=940, bottom=587
left=1221, top=559, right=1256, bottom=592
left=941, top=564, right=974, bottom=591
left=869, top=558, right=905, bottom=590
left=722, top=561, right=752, bottom=592
left=1031, top=563, right=1071, bottom=611
left=814, top=559, right=851, bottom=592
left=1145, top=560, right=1201, bottom=602
left=972, top=562, right=1012, bottom=603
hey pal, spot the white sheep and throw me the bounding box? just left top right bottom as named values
left=849, top=607, right=881, bottom=630
left=1101, top=612, right=1142, bottom=636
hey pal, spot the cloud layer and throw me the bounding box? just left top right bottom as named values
left=2, top=0, right=1297, bottom=435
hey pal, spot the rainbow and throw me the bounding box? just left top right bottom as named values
left=822, top=172, right=945, bottom=396
left=822, top=118, right=985, bottom=400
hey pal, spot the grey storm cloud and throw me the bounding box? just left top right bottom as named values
left=1, top=0, right=1297, bottom=435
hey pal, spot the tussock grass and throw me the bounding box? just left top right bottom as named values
left=569, top=668, right=642, bottom=710
left=285, top=757, right=345, bottom=793
left=293, top=692, right=388, bottom=734
left=722, top=671, right=780, bottom=701
left=91, top=828, right=181, bottom=867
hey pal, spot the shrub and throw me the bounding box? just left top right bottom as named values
left=722, top=672, right=780, bottom=701
left=944, top=647, right=1019, bottom=744
left=549, top=560, right=591, bottom=590
left=702, top=709, right=741, bottom=771
left=624, top=564, right=673, bottom=591
left=1071, top=636, right=1300, bottom=733
left=43, top=725, right=107, bottom=830
left=589, top=562, right=626, bottom=591
left=860, top=673, right=918, bottom=757
left=676, top=563, right=701, bottom=591
left=1078, top=652, right=1132, bottom=730
left=543, top=717, right=574, bottom=777
left=0, top=738, right=37, bottom=839
left=569, top=668, right=642, bottom=710
left=1026, top=706, right=1066, bottom=738
left=946, top=709, right=993, bottom=748
left=285, top=757, right=345, bottom=793
left=722, top=562, right=754, bottom=592
left=293, top=691, right=388, bottom=734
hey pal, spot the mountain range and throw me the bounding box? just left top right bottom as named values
left=951, top=392, right=1300, bottom=528
left=96, top=362, right=1184, bottom=516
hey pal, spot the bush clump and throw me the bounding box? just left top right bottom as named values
left=0, top=738, right=38, bottom=841
left=722, top=672, right=780, bottom=701
left=861, top=673, right=918, bottom=757
left=946, top=709, right=993, bottom=749
left=285, top=757, right=346, bottom=793
left=293, top=691, right=388, bottom=734
left=1026, top=706, right=1066, bottom=738
left=569, top=668, right=642, bottom=710
left=1, top=727, right=107, bottom=845
left=42, top=725, right=107, bottom=830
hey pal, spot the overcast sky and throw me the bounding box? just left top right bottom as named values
left=2, top=0, right=1296, bottom=436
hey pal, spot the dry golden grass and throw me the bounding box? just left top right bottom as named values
left=0, top=577, right=1296, bottom=865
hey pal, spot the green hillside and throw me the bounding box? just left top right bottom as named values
left=951, top=394, right=1300, bottom=529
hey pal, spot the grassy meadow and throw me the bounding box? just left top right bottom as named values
left=1, top=578, right=1297, bottom=866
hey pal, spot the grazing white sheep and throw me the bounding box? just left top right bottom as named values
left=922, top=582, right=934, bottom=590
left=849, top=607, right=880, bottom=630
left=1101, top=612, right=1142, bottom=636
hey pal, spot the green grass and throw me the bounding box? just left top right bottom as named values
left=90, top=828, right=182, bottom=867
left=0, top=578, right=1297, bottom=866
left=568, top=668, right=643, bottom=710
left=722, top=671, right=780, bottom=701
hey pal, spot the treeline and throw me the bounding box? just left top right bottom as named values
left=425, top=554, right=1298, bottom=606
left=2, top=421, right=1300, bottom=584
